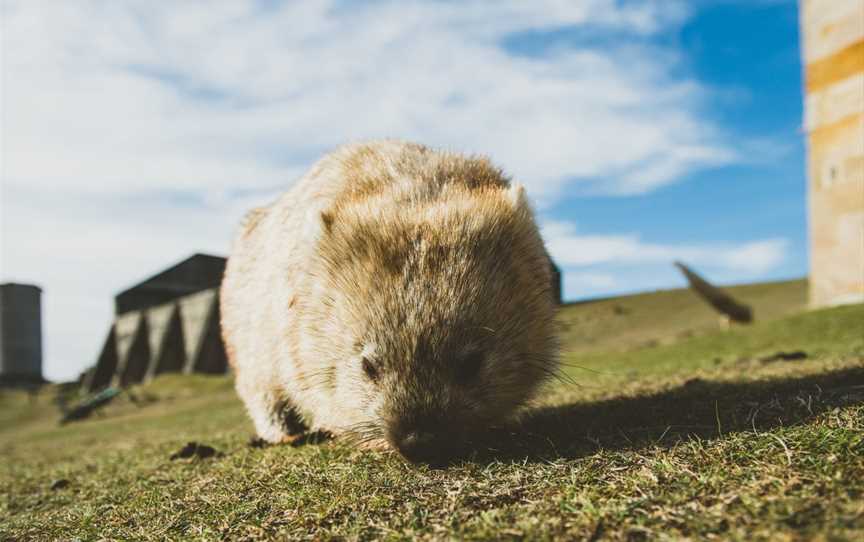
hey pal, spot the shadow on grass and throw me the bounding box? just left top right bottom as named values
left=475, top=364, right=864, bottom=463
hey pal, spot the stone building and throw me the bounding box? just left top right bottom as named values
left=801, top=0, right=864, bottom=307
left=82, top=254, right=229, bottom=392
left=0, top=283, right=44, bottom=386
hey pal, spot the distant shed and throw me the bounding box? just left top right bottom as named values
left=83, top=254, right=229, bottom=392
left=549, top=256, right=562, bottom=305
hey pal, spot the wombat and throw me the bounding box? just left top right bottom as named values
left=221, top=140, right=558, bottom=464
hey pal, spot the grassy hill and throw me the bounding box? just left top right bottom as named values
left=558, top=278, right=807, bottom=354
left=2, top=279, right=862, bottom=540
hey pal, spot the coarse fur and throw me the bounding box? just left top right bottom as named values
left=221, top=140, right=558, bottom=461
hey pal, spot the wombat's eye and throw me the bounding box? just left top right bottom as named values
left=362, top=357, right=380, bottom=382
left=455, top=351, right=484, bottom=383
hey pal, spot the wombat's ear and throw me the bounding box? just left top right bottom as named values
left=303, top=207, right=334, bottom=242
left=504, top=183, right=528, bottom=210
left=320, top=211, right=334, bottom=233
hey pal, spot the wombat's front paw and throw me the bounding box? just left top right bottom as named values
left=248, top=436, right=271, bottom=448
left=284, top=430, right=333, bottom=447
left=248, top=430, right=332, bottom=449
left=356, top=437, right=391, bottom=452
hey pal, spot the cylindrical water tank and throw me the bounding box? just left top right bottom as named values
left=0, top=283, right=43, bottom=382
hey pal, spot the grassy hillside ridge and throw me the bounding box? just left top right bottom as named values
left=2, top=281, right=862, bottom=540
left=558, top=277, right=806, bottom=354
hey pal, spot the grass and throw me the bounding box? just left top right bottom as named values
left=1, top=279, right=863, bottom=540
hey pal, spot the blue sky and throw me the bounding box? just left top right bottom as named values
left=1, top=0, right=807, bottom=380
left=538, top=0, right=806, bottom=297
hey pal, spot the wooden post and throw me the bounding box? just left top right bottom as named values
left=674, top=262, right=753, bottom=324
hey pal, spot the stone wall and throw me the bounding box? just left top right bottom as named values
left=83, top=287, right=227, bottom=392
left=801, top=0, right=864, bottom=307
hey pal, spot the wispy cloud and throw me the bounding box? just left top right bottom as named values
left=3, top=0, right=732, bottom=198
left=543, top=220, right=788, bottom=274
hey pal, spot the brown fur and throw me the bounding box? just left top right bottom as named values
left=221, top=140, right=558, bottom=462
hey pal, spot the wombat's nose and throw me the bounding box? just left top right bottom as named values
left=397, top=430, right=436, bottom=462
left=395, top=430, right=454, bottom=465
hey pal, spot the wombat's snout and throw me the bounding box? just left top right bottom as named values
left=388, top=415, right=463, bottom=465
left=395, top=430, right=440, bottom=463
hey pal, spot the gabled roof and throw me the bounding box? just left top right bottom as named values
left=115, top=253, right=226, bottom=315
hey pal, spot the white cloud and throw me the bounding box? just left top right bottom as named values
left=0, top=1, right=782, bottom=381
left=2, top=0, right=730, bottom=198
left=716, top=239, right=789, bottom=274
left=542, top=220, right=788, bottom=274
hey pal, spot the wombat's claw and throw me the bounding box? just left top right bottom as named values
left=356, top=438, right=391, bottom=452
left=278, top=433, right=304, bottom=445
left=248, top=432, right=312, bottom=448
